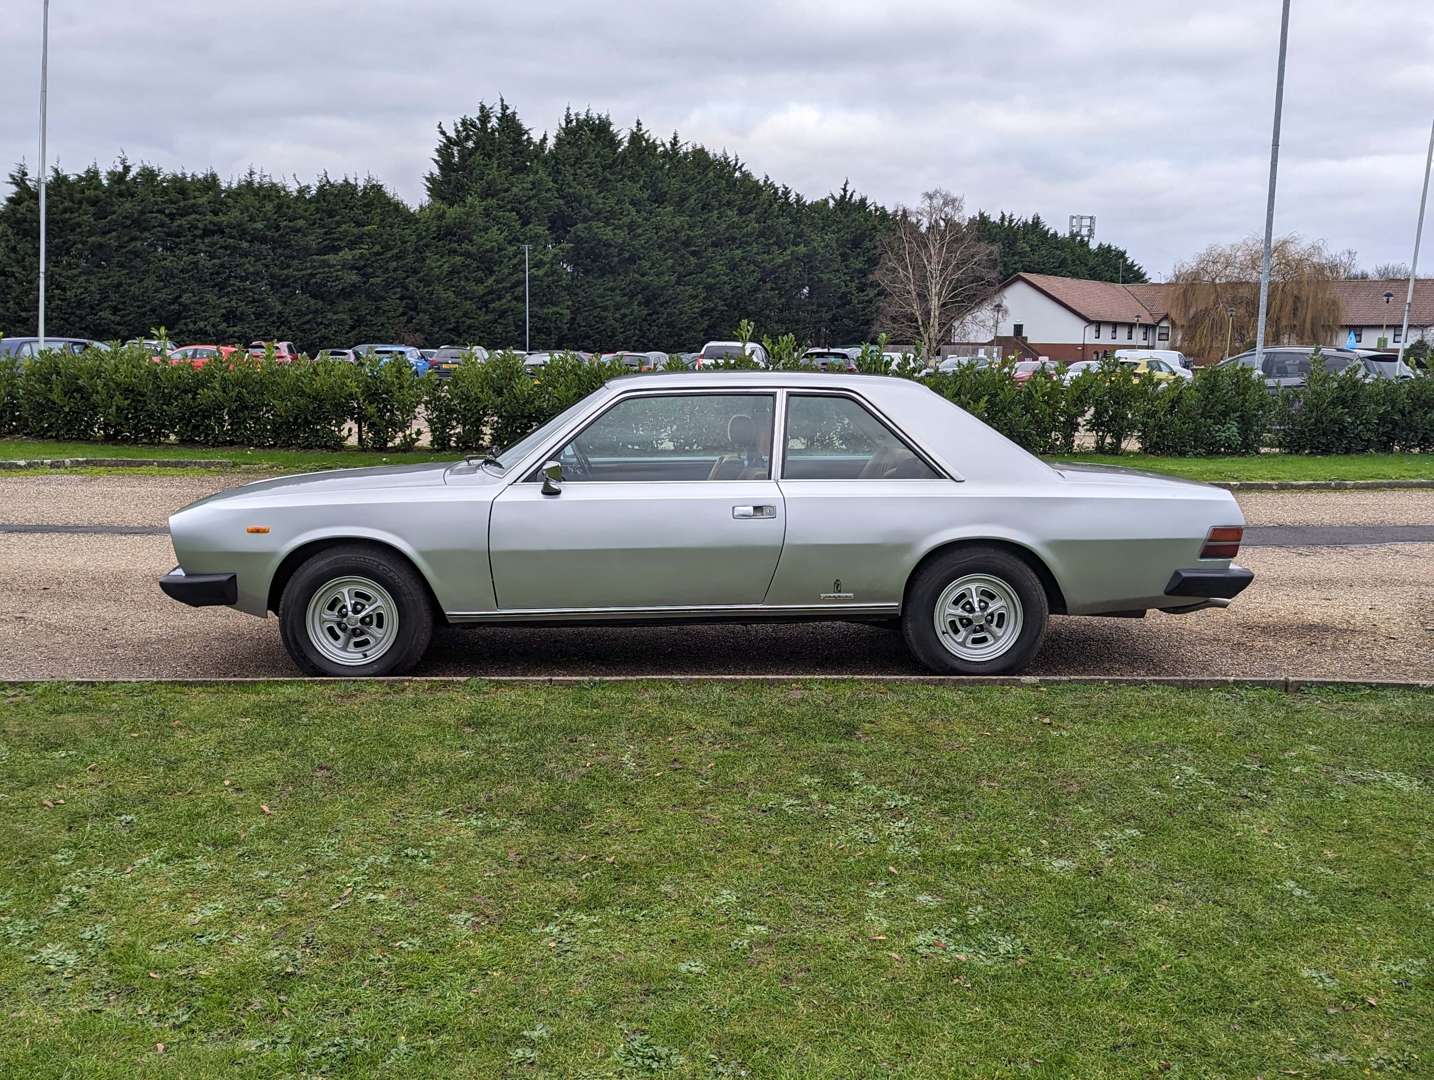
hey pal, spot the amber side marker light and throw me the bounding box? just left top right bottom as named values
left=1200, top=526, right=1243, bottom=560
left=245, top=526, right=270, bottom=535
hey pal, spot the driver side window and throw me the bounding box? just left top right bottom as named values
left=544, top=393, right=776, bottom=483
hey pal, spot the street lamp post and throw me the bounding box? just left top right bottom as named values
left=522, top=243, right=530, bottom=353
left=1382, top=291, right=1394, bottom=348
left=1225, top=306, right=1236, bottom=360
left=1397, top=118, right=1434, bottom=367
left=37, top=0, right=50, bottom=349
left=1254, top=0, right=1292, bottom=376
left=1081, top=322, right=1090, bottom=362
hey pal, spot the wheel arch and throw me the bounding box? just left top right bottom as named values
left=904, top=538, right=1068, bottom=616
left=267, top=537, right=446, bottom=622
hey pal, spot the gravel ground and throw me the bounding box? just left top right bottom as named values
left=0, top=473, right=1430, bottom=680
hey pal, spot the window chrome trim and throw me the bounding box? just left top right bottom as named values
left=512, top=387, right=780, bottom=486
left=777, top=387, right=958, bottom=482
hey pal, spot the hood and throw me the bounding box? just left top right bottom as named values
left=177, top=461, right=454, bottom=512
left=1051, top=461, right=1215, bottom=491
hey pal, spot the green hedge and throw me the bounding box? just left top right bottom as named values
left=1, top=345, right=1431, bottom=458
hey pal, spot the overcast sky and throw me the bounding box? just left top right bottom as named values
left=2, top=0, right=1431, bottom=278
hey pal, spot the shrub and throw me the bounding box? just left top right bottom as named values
left=1138, top=364, right=1271, bottom=456
left=352, top=355, right=423, bottom=450
left=1272, top=366, right=1381, bottom=454
left=0, top=355, right=23, bottom=436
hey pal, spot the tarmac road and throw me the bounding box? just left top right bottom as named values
left=0, top=474, right=1430, bottom=680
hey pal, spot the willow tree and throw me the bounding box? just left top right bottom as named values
left=1167, top=236, right=1346, bottom=360
left=875, top=190, right=998, bottom=358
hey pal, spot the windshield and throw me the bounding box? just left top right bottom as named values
left=491, top=395, right=598, bottom=471
left=703, top=344, right=744, bottom=359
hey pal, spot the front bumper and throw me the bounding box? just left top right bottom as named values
left=1164, top=566, right=1254, bottom=600
left=159, top=567, right=238, bottom=607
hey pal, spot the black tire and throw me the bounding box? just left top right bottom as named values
left=901, top=546, right=1048, bottom=675
left=279, top=544, right=434, bottom=677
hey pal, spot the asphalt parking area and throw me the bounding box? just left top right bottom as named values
left=0, top=474, right=1430, bottom=680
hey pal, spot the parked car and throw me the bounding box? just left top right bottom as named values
left=1218, top=346, right=1390, bottom=392
left=601, top=351, right=664, bottom=371
left=1061, top=359, right=1102, bottom=384
left=1114, top=348, right=1191, bottom=371
left=800, top=349, right=858, bottom=372
left=1116, top=355, right=1190, bottom=384
left=169, top=344, right=241, bottom=368
left=0, top=336, right=109, bottom=358
left=1353, top=350, right=1417, bottom=380
left=315, top=348, right=357, bottom=364
left=1011, top=360, right=1061, bottom=383
left=124, top=338, right=175, bottom=357
left=694, top=340, right=768, bottom=368
left=159, top=372, right=1252, bottom=678
left=248, top=340, right=301, bottom=363
left=353, top=344, right=429, bottom=376
left=918, top=355, right=993, bottom=378
left=429, top=346, right=489, bottom=377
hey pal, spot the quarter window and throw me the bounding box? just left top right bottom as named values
left=782, top=394, right=939, bottom=480
left=546, top=394, right=775, bottom=483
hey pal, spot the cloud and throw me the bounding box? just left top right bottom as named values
left=1, top=0, right=1430, bottom=277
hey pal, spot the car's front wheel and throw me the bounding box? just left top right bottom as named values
left=902, top=547, right=1048, bottom=675
left=279, top=545, right=433, bottom=676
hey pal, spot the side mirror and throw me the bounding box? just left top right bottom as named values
left=540, top=460, right=563, bottom=496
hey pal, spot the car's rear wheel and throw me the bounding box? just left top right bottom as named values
left=279, top=545, right=433, bottom=676
left=902, top=547, right=1048, bottom=675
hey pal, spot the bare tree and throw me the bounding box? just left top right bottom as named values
left=1167, top=235, right=1346, bottom=360
left=875, top=190, right=998, bottom=358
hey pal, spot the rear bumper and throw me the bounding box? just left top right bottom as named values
left=159, top=567, right=238, bottom=607
left=1164, top=566, right=1254, bottom=600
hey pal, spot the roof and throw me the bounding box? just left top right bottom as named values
left=1003, top=273, right=1170, bottom=324
left=1328, top=279, right=1434, bottom=325
left=1003, top=273, right=1434, bottom=328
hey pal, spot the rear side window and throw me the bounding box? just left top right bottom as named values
left=782, top=394, right=939, bottom=480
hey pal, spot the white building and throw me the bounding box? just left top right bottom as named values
left=963, top=272, right=1434, bottom=362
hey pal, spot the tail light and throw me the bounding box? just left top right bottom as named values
left=1200, top=526, right=1243, bottom=560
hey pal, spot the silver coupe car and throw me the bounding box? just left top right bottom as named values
left=160, top=373, right=1253, bottom=676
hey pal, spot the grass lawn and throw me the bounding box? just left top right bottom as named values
left=1, top=681, right=1429, bottom=1078
left=3, top=437, right=1429, bottom=483
left=1050, top=452, right=1434, bottom=483
left=0, top=438, right=452, bottom=471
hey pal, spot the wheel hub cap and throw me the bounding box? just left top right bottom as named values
left=933, top=573, right=1023, bottom=662
left=306, top=576, right=398, bottom=666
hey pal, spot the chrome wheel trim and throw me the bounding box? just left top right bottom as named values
left=305, top=575, right=399, bottom=667
left=933, top=573, right=1024, bottom=662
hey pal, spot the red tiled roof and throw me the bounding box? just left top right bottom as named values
left=1329, top=279, right=1434, bottom=325
left=1011, top=273, right=1169, bottom=324
left=1009, top=273, right=1434, bottom=328
left=1013, top=273, right=1150, bottom=322
left=1123, top=283, right=1177, bottom=320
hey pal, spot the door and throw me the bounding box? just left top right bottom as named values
left=489, top=391, right=785, bottom=611
left=766, top=391, right=953, bottom=608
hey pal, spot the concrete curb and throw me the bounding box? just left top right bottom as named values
left=0, top=457, right=238, bottom=470
left=1216, top=479, right=1434, bottom=491
left=4, top=675, right=1431, bottom=690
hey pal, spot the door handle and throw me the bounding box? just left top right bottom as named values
left=732, top=505, right=776, bottom=520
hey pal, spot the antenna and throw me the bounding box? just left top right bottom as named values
left=1068, top=214, right=1095, bottom=244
